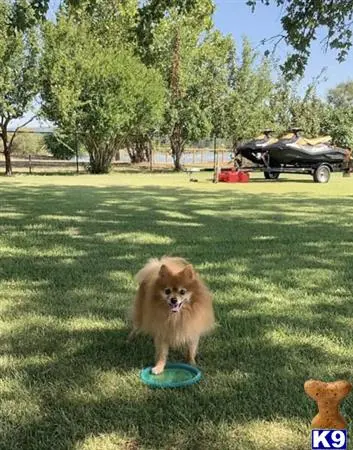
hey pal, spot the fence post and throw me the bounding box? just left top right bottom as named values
left=150, top=146, right=153, bottom=172
left=75, top=136, right=79, bottom=174
left=213, top=136, right=217, bottom=183
left=29, top=155, right=32, bottom=174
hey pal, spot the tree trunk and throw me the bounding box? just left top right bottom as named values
left=86, top=139, right=114, bottom=174
left=144, top=139, right=152, bottom=162
left=1, top=124, right=12, bottom=176
left=232, top=137, right=239, bottom=153
left=169, top=28, right=184, bottom=172
left=88, top=152, right=112, bottom=173
left=88, top=157, right=112, bottom=173
left=4, top=149, right=12, bottom=176
left=232, top=139, right=244, bottom=168
left=170, top=124, right=184, bottom=171
left=173, top=150, right=182, bottom=171
left=127, top=137, right=151, bottom=164
left=135, top=141, right=146, bottom=163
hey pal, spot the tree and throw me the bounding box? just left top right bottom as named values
left=323, top=80, right=353, bottom=149
left=122, top=76, right=167, bottom=164
left=0, top=0, right=41, bottom=175
left=19, top=0, right=353, bottom=79
left=64, top=0, right=138, bottom=48
left=267, top=74, right=299, bottom=135
left=41, top=15, right=165, bottom=173
left=267, top=68, right=327, bottom=137
left=47, top=1, right=151, bottom=166
left=321, top=107, right=353, bottom=149
left=137, top=0, right=353, bottom=79
left=199, top=31, right=234, bottom=142
left=44, top=133, right=84, bottom=160
left=143, top=2, right=231, bottom=170
left=225, top=37, right=273, bottom=150
left=327, top=80, right=353, bottom=109
left=11, top=132, right=46, bottom=157
left=291, top=85, right=326, bottom=138
left=136, top=0, right=214, bottom=63
left=247, top=1, right=353, bottom=79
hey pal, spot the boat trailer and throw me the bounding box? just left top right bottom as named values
left=185, top=150, right=352, bottom=184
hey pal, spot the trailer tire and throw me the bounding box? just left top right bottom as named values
left=264, top=171, right=280, bottom=180
left=313, top=165, right=330, bottom=183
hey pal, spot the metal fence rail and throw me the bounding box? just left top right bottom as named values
left=0, top=148, right=232, bottom=174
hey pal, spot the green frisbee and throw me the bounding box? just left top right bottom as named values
left=140, top=363, right=202, bottom=388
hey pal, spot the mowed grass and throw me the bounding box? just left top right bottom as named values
left=0, top=171, right=353, bottom=450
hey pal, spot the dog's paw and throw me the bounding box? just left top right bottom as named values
left=152, top=365, right=165, bottom=375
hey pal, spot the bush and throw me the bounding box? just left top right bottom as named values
left=44, top=134, right=84, bottom=160
left=11, top=133, right=47, bottom=157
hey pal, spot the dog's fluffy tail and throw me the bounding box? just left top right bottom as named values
left=134, top=258, right=161, bottom=285
left=135, top=256, right=189, bottom=285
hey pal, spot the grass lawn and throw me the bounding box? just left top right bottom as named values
left=0, top=171, right=352, bottom=450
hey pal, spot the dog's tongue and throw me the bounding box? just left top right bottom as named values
left=171, top=303, right=181, bottom=313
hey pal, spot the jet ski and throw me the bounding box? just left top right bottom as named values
left=235, top=129, right=278, bottom=165
left=266, top=128, right=349, bottom=166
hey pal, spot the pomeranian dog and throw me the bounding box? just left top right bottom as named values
left=130, top=256, right=215, bottom=374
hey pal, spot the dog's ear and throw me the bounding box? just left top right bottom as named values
left=182, top=264, right=194, bottom=281
left=159, top=264, right=170, bottom=279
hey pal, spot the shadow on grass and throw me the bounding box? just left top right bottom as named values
left=0, top=183, right=352, bottom=449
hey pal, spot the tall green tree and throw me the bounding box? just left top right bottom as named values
left=268, top=70, right=327, bottom=138
left=136, top=0, right=214, bottom=64
left=19, top=0, right=353, bottom=79
left=291, top=85, right=326, bottom=138
left=11, top=132, right=46, bottom=157
left=321, top=106, right=353, bottom=149
left=143, top=2, right=231, bottom=170
left=225, top=37, right=273, bottom=150
left=200, top=31, right=234, bottom=142
left=323, top=80, right=353, bottom=149
left=267, top=74, right=298, bottom=134
left=41, top=15, right=165, bottom=173
left=64, top=0, right=138, bottom=48
left=327, top=80, right=353, bottom=109
left=0, top=0, right=41, bottom=175
left=61, top=0, right=163, bottom=165
left=138, top=0, right=353, bottom=79
left=248, top=1, right=353, bottom=79
left=44, top=132, right=84, bottom=160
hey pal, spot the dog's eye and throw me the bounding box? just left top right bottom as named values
left=179, top=289, right=186, bottom=295
left=164, top=288, right=171, bottom=295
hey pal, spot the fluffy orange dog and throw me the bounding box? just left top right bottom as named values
left=130, top=256, right=215, bottom=374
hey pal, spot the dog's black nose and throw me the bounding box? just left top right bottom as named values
left=170, top=298, right=177, bottom=305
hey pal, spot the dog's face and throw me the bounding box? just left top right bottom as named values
left=158, top=264, right=195, bottom=313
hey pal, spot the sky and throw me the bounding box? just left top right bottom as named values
left=13, top=0, right=353, bottom=128
left=213, top=0, right=353, bottom=98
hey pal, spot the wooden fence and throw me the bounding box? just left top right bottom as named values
left=0, top=148, right=232, bottom=174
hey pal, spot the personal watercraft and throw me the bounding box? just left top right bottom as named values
left=266, top=128, right=348, bottom=166
left=235, top=128, right=351, bottom=183
left=235, top=129, right=278, bottom=165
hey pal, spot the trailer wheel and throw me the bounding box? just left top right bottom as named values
left=313, top=165, right=330, bottom=183
left=264, top=171, right=280, bottom=180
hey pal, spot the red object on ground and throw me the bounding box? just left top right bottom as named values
left=238, top=171, right=250, bottom=183
left=218, top=169, right=249, bottom=183
left=218, top=170, right=238, bottom=182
